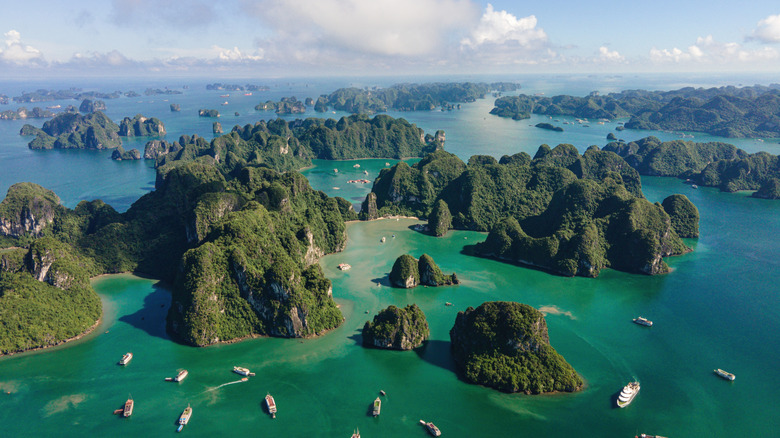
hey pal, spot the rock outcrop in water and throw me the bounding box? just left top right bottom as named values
left=388, top=253, right=458, bottom=288
left=362, top=304, right=429, bottom=350
left=450, top=301, right=583, bottom=394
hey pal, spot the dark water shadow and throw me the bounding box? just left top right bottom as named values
left=414, top=339, right=456, bottom=374
left=348, top=330, right=363, bottom=346
left=370, top=276, right=391, bottom=287
left=118, top=281, right=172, bottom=341
left=460, top=243, right=570, bottom=277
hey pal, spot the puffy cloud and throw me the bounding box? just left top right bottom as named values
left=650, top=35, right=778, bottom=64
left=597, top=46, right=624, bottom=62
left=460, top=4, right=547, bottom=49
left=0, top=30, right=45, bottom=65
left=213, top=45, right=264, bottom=61
left=245, top=0, right=477, bottom=57
left=751, top=14, right=780, bottom=44
left=68, top=50, right=134, bottom=67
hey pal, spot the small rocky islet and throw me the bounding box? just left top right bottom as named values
left=388, top=253, right=458, bottom=288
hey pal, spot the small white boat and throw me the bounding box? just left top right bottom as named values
left=633, top=316, right=653, bottom=327
left=265, top=393, right=277, bottom=418
left=420, top=420, right=441, bottom=436
left=714, top=369, right=735, bottom=381
left=616, top=381, right=640, bottom=408
left=233, top=366, right=255, bottom=376
left=337, top=263, right=351, bottom=271
left=118, top=352, right=133, bottom=366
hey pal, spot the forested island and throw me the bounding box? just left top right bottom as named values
left=254, top=97, right=306, bottom=114
left=146, top=114, right=442, bottom=178
left=388, top=254, right=458, bottom=288
left=604, top=136, right=780, bottom=199
left=315, top=82, right=519, bottom=114
left=362, top=304, right=429, bottom=350
left=450, top=301, right=583, bottom=394
left=0, top=107, right=54, bottom=120
left=362, top=145, right=696, bottom=276
left=0, top=113, right=444, bottom=354
left=491, top=84, right=780, bottom=138
left=19, top=111, right=165, bottom=150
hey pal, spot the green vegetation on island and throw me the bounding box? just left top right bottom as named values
left=254, top=97, right=306, bottom=114
left=388, top=253, right=458, bottom=288
left=364, top=145, right=693, bottom=276
left=318, top=82, right=519, bottom=114
left=79, top=99, right=106, bottom=113
left=362, top=304, right=429, bottom=350
left=535, top=122, right=563, bottom=132
left=604, top=136, right=780, bottom=198
left=198, top=109, right=220, bottom=117
left=20, top=111, right=165, bottom=150
left=490, top=85, right=780, bottom=138
left=0, top=107, right=54, bottom=120
left=148, top=114, right=440, bottom=178
left=450, top=301, right=583, bottom=394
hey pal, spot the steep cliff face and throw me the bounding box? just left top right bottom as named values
left=362, top=304, right=429, bottom=350
left=0, top=183, right=61, bottom=238
left=450, top=301, right=582, bottom=394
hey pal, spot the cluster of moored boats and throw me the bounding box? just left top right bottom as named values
left=114, top=355, right=278, bottom=431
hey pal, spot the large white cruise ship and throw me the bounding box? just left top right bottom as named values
left=617, top=381, right=640, bottom=408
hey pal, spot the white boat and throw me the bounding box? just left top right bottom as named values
left=714, top=369, right=735, bottom=381
left=265, top=393, right=277, bottom=418
left=420, top=420, right=441, bottom=436
left=337, top=263, right=351, bottom=271
left=233, top=366, right=255, bottom=376
left=118, top=352, right=133, bottom=365
left=380, top=237, right=386, bottom=243
left=617, top=381, right=640, bottom=408
left=123, top=397, right=134, bottom=417
left=372, top=397, right=381, bottom=417
left=177, top=405, right=192, bottom=432
left=175, top=369, right=188, bottom=382
left=633, top=316, right=653, bottom=327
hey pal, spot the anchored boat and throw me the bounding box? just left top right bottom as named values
left=123, top=397, right=134, bottom=417
left=632, top=316, right=653, bottom=327
left=420, top=420, right=441, bottom=436
left=372, top=397, right=381, bottom=417
left=118, top=352, right=133, bottom=366
left=233, top=366, right=255, bottom=377
left=265, top=393, right=277, bottom=418
left=177, top=405, right=192, bottom=432
left=714, top=369, right=736, bottom=381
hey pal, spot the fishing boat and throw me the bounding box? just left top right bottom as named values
left=420, top=419, right=441, bottom=436
left=233, top=366, right=255, bottom=376
left=372, top=397, right=381, bottom=417
left=265, top=393, right=277, bottom=418
left=118, top=352, right=133, bottom=365
left=177, top=405, right=192, bottom=432
left=632, top=316, right=653, bottom=327
left=714, top=368, right=736, bottom=381
left=617, top=381, right=640, bottom=408
left=123, top=397, right=134, bottom=417
left=379, top=390, right=386, bottom=396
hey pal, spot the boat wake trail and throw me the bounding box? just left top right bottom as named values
left=203, top=378, right=249, bottom=393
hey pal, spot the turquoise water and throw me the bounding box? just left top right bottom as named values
left=0, top=76, right=779, bottom=437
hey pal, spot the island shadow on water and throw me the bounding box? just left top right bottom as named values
left=415, top=339, right=456, bottom=374
left=118, top=281, right=172, bottom=341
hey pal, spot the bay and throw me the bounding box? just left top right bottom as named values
left=0, top=75, right=779, bottom=437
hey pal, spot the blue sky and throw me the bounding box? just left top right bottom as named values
left=1, top=0, right=779, bottom=77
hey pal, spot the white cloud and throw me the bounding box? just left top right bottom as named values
left=460, top=4, right=546, bottom=49
left=0, top=30, right=45, bottom=65
left=751, top=14, right=780, bottom=43
left=111, top=0, right=220, bottom=27
left=597, top=46, right=624, bottom=62
left=213, top=45, right=264, bottom=61
left=650, top=35, right=779, bottom=64
left=245, top=0, right=477, bottom=58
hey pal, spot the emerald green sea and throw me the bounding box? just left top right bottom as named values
left=0, top=75, right=779, bottom=437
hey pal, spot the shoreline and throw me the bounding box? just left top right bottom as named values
left=346, top=215, right=421, bottom=224
left=1, top=316, right=102, bottom=357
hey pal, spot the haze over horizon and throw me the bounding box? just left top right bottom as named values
left=1, top=0, right=779, bottom=79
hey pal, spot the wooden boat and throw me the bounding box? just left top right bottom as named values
left=123, top=397, right=134, bottom=417
left=265, top=393, right=277, bottom=418
left=177, top=405, right=192, bottom=432
left=372, top=397, right=381, bottom=417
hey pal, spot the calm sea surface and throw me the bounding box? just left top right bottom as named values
left=0, top=75, right=778, bottom=437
